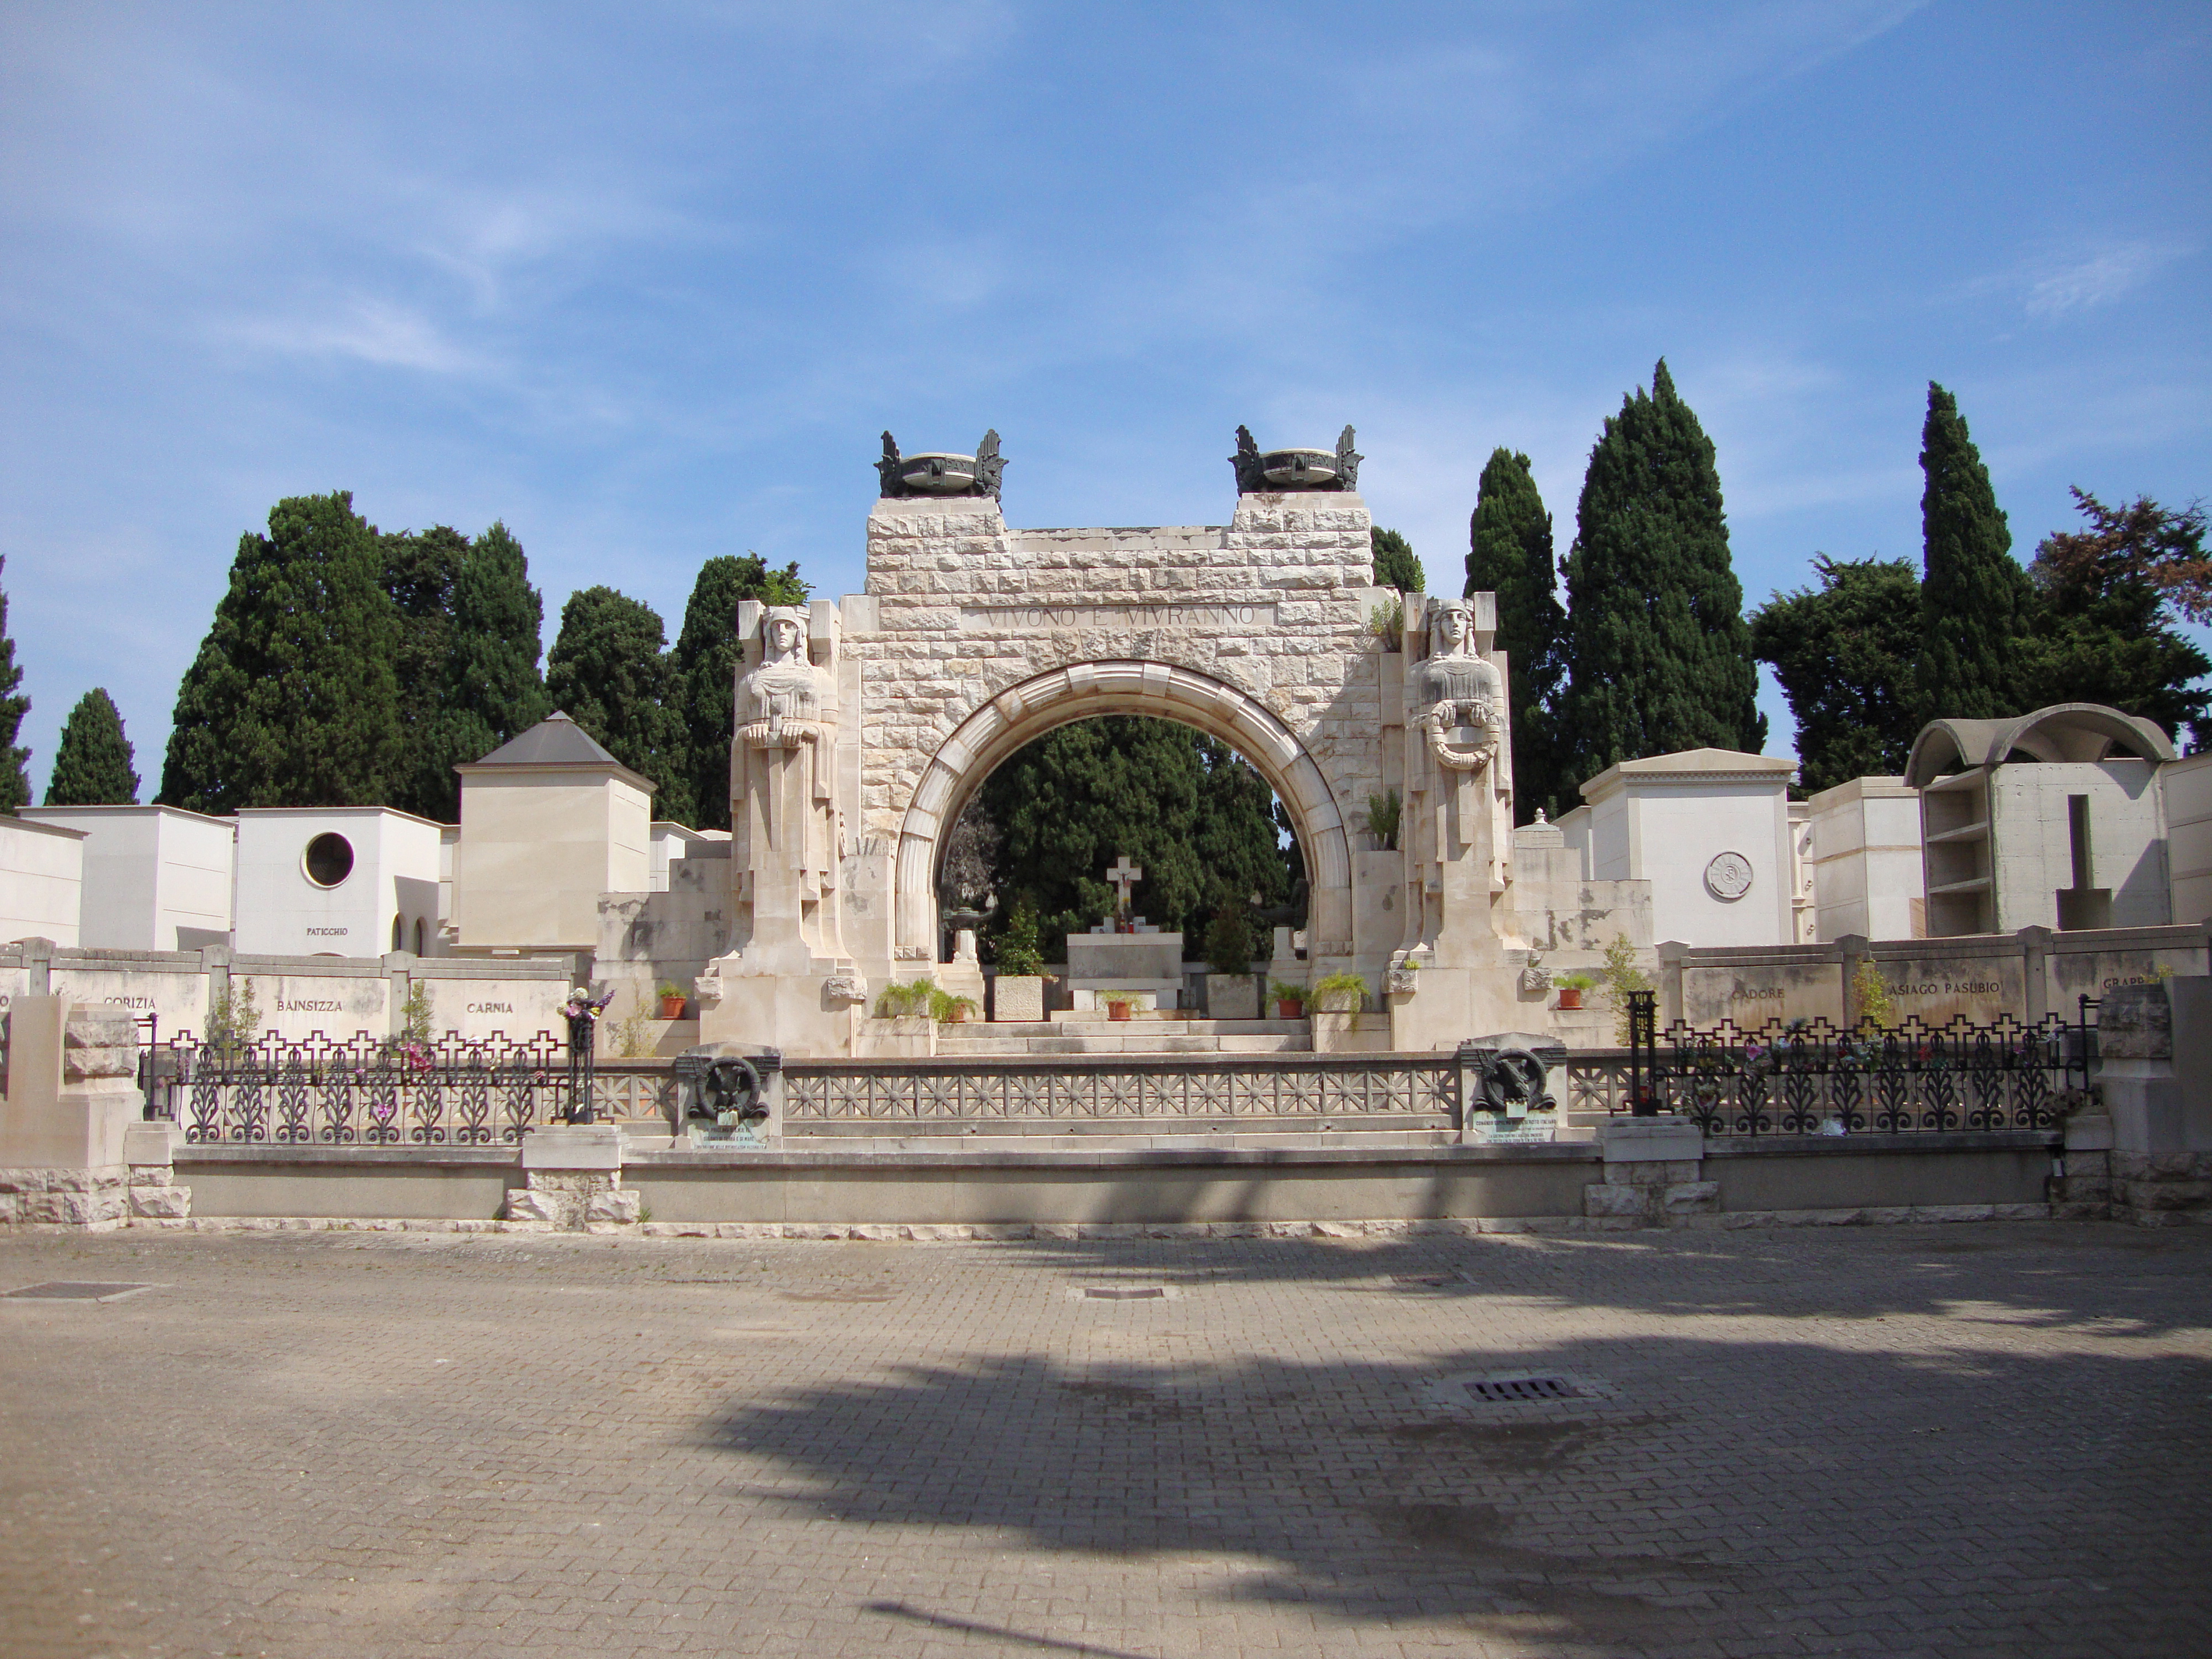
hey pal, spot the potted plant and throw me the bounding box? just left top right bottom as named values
left=655, top=979, right=689, bottom=1020
left=1105, top=996, right=1134, bottom=1022
left=928, top=986, right=978, bottom=1025
left=1312, top=972, right=1368, bottom=1014
left=1269, top=979, right=1307, bottom=1019
left=990, top=898, right=1049, bottom=1021
left=1554, top=972, right=1597, bottom=1011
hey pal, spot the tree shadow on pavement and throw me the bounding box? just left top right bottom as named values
left=705, top=1269, right=2212, bottom=1657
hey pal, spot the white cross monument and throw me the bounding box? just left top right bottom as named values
left=1106, top=854, right=1142, bottom=932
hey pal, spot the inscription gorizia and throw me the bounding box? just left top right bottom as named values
left=960, top=603, right=1276, bottom=633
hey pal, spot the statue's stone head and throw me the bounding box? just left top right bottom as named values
left=762, top=606, right=808, bottom=661
left=1429, top=597, right=1474, bottom=655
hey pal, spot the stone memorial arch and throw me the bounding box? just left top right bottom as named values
left=695, top=428, right=1571, bottom=1056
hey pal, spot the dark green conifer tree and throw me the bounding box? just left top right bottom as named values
left=44, top=688, right=140, bottom=805
left=158, top=492, right=403, bottom=812
left=382, top=524, right=470, bottom=820
left=442, top=520, right=550, bottom=767
left=671, top=553, right=809, bottom=832
left=377, top=520, right=549, bottom=822
left=1559, top=361, right=1766, bottom=795
left=1749, top=556, right=1923, bottom=794
left=1371, top=528, right=1424, bottom=592
left=545, top=586, right=691, bottom=822
left=1913, top=383, right=2033, bottom=724
left=0, top=558, right=28, bottom=812
left=1466, top=449, right=1568, bottom=820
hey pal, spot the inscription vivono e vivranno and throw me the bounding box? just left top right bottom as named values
left=957, top=603, right=1276, bottom=633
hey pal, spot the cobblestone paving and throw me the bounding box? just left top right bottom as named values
left=2, top=1222, right=2207, bottom=1658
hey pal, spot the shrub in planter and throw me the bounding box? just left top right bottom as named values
left=1105, top=996, right=1134, bottom=1022
left=928, top=986, right=978, bottom=1025
left=1554, top=972, right=1597, bottom=1011
left=873, top=979, right=935, bottom=1018
left=1201, top=908, right=1253, bottom=977
left=1312, top=972, right=1368, bottom=1014
left=1268, top=979, right=1307, bottom=1018
left=655, top=979, right=689, bottom=1019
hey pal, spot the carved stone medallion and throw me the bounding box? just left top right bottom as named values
left=1704, top=851, right=1755, bottom=902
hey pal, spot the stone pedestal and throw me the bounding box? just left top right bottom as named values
left=1583, top=1118, right=1716, bottom=1225
left=992, top=976, right=1045, bottom=1023
left=506, top=1123, right=638, bottom=1228
left=0, top=998, right=144, bottom=1230
left=2090, top=979, right=2212, bottom=1225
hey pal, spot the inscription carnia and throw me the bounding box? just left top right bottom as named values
left=959, top=602, right=1276, bottom=633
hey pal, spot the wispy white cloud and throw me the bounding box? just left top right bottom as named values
left=2022, top=242, right=2183, bottom=318
left=216, top=297, right=493, bottom=375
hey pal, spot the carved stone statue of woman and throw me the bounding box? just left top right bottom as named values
left=730, top=606, right=843, bottom=964
left=1413, top=597, right=1503, bottom=774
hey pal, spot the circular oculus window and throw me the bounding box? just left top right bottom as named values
left=303, top=832, right=355, bottom=889
left=1704, top=851, right=1755, bottom=902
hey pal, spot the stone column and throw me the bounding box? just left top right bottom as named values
left=1582, top=1118, right=1716, bottom=1225
left=504, top=1124, right=641, bottom=1230
left=0, top=998, right=143, bottom=1229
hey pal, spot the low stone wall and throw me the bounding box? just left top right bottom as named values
left=125, top=1123, right=2077, bottom=1234
left=1661, top=922, right=2210, bottom=1028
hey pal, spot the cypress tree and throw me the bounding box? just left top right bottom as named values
left=1749, top=556, right=1923, bottom=794
left=1560, top=361, right=1766, bottom=796
left=44, top=688, right=140, bottom=805
left=671, top=552, right=809, bottom=833
left=1371, top=528, right=1424, bottom=592
left=443, top=520, right=550, bottom=764
left=379, top=519, right=549, bottom=822
left=382, top=524, right=470, bottom=820
left=158, top=492, right=403, bottom=812
left=1466, top=449, right=1568, bottom=820
left=545, top=586, right=691, bottom=823
left=0, top=557, right=28, bottom=812
left=1914, top=383, right=2033, bottom=724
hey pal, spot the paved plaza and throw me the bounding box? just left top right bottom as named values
left=1, top=1222, right=2207, bottom=1659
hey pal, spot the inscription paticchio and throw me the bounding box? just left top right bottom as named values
left=959, top=603, right=1276, bottom=634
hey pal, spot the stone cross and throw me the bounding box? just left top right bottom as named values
left=1106, top=855, right=1142, bottom=926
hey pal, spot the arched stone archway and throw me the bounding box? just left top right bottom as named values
left=891, top=660, right=1354, bottom=963
left=697, top=460, right=1586, bottom=1057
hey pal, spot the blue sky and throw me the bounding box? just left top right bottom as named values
left=3, top=1, right=2207, bottom=800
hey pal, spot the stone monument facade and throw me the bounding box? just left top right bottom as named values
left=694, top=429, right=1646, bottom=1055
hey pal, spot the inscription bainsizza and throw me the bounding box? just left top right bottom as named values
left=960, top=602, right=1276, bottom=633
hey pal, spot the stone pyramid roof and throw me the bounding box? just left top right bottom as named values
left=457, top=712, right=653, bottom=792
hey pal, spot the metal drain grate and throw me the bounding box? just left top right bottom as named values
left=3, top=1282, right=156, bottom=1302
left=1465, top=1374, right=1579, bottom=1402
left=1084, top=1287, right=1166, bottom=1301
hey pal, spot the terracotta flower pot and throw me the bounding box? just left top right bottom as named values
left=1556, top=988, right=1582, bottom=1011
left=1278, top=999, right=1305, bottom=1019
left=659, top=995, right=687, bottom=1019
left=1107, top=1003, right=1132, bottom=1022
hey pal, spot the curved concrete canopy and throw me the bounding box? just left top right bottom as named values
left=1904, top=702, right=2176, bottom=788
left=892, top=661, right=1351, bottom=958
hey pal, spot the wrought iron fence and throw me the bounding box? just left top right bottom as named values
left=784, top=1054, right=1460, bottom=1126
left=1602, top=995, right=2090, bottom=1137
left=144, top=1031, right=572, bottom=1146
